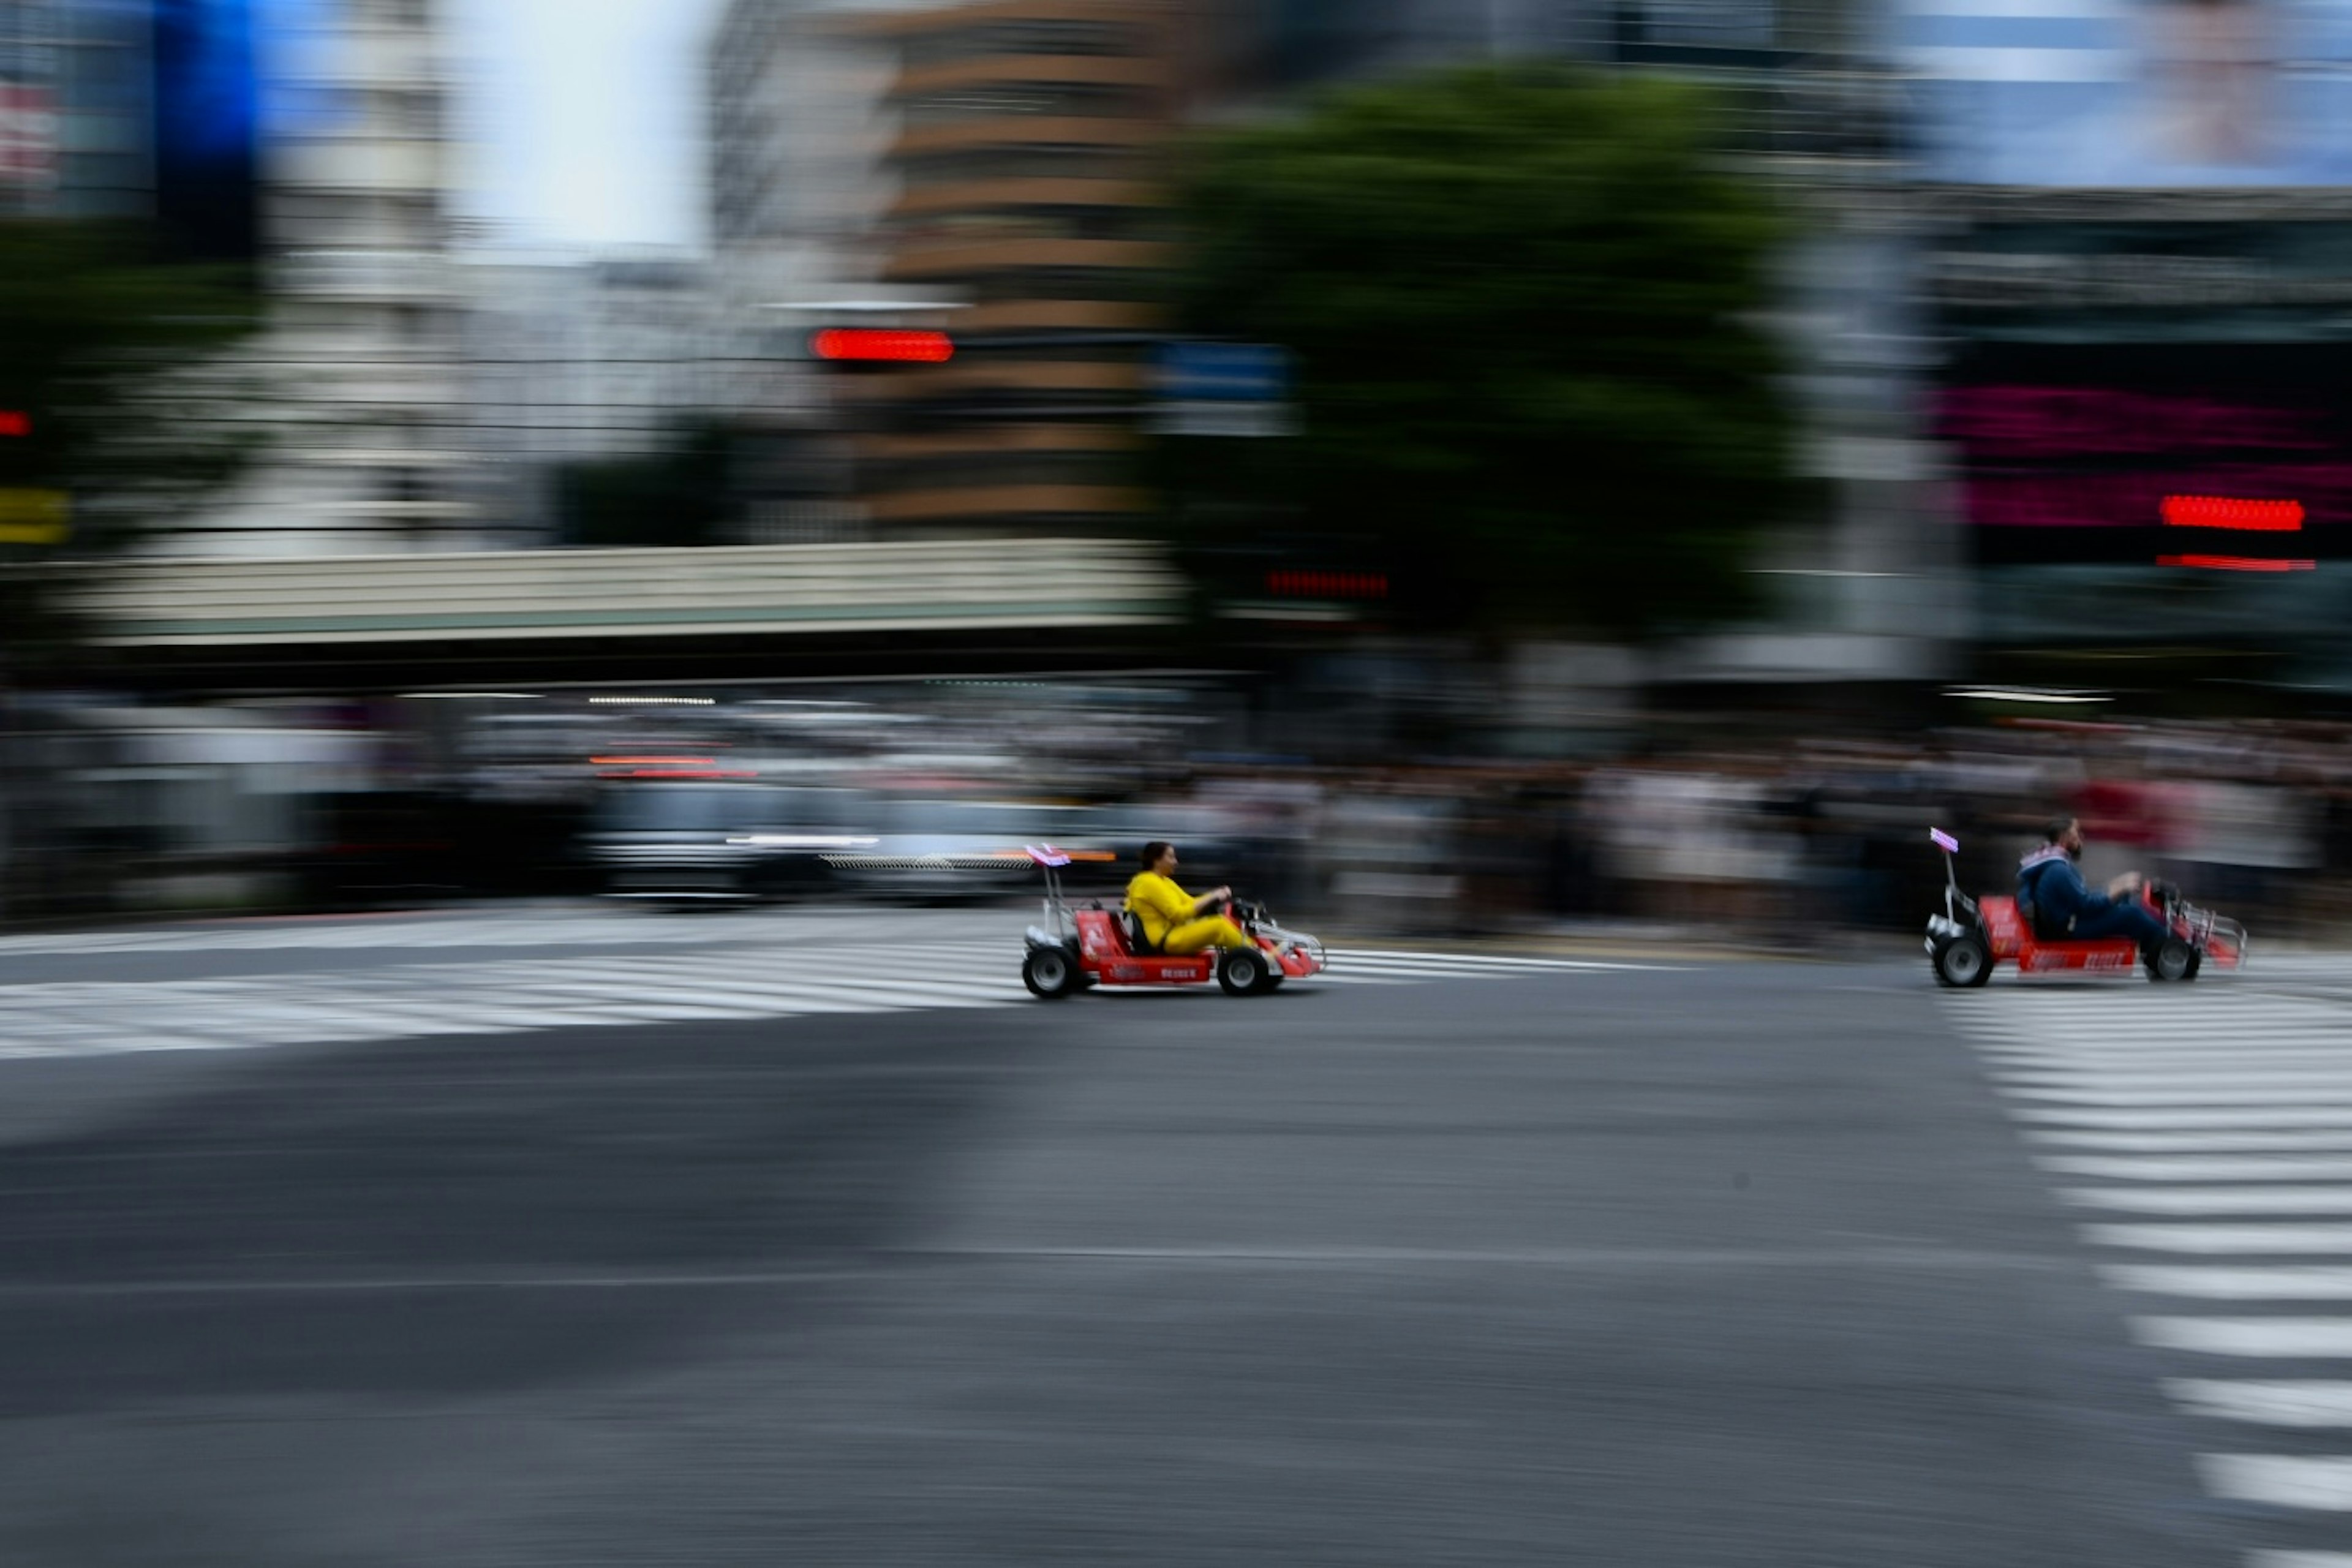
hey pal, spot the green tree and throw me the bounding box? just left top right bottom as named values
left=1169, top=66, right=1803, bottom=638
left=0, top=221, right=261, bottom=663
left=553, top=418, right=739, bottom=548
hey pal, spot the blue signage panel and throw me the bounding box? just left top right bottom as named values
left=1155, top=341, right=1292, bottom=404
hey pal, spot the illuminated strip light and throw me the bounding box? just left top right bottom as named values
left=726, top=835, right=880, bottom=848
left=1946, top=688, right=2111, bottom=704
left=589, top=756, right=718, bottom=766
left=2157, top=554, right=2316, bottom=573
left=810, top=328, right=954, bottom=363
left=2162, top=496, right=2305, bottom=532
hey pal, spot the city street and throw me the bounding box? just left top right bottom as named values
left=0, top=908, right=2343, bottom=1565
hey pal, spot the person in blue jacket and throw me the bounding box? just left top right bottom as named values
left=2016, top=815, right=2166, bottom=949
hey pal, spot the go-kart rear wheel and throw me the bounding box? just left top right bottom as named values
left=1932, top=933, right=1992, bottom=989
left=1023, top=946, right=1079, bottom=1000
left=2148, top=939, right=2196, bottom=984
left=1218, top=948, right=1270, bottom=997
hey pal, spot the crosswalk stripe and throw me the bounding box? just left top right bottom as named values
left=1951, top=948, right=2352, bottom=1551
left=0, top=913, right=1667, bottom=1063
left=2021, top=1109, right=2352, bottom=1130
left=2201, top=1455, right=2352, bottom=1511
left=2027, top=1130, right=2352, bottom=1153
left=2249, top=1553, right=2352, bottom=1567
left=2105, top=1267, right=2352, bottom=1300
left=2138, top=1318, right=2352, bottom=1357
left=2048, top=1157, right=2352, bottom=1183
left=1997, top=1064, right=2352, bottom=1084
left=2084, top=1224, right=2352, bottom=1254
left=2067, top=1188, right=2352, bottom=1216
left=2013, top=1090, right=2352, bottom=1109
left=2168, top=1381, right=2352, bottom=1427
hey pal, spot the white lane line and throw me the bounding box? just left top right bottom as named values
left=1335, top=951, right=1679, bottom=972
left=2168, top=1381, right=2352, bottom=1427
left=2043, top=1157, right=2352, bottom=1183
left=2084, top=1224, right=2352, bottom=1254
left=2199, top=1455, right=2352, bottom=1511
left=2064, top=1188, right=2352, bottom=1216
left=2248, top=1553, right=2352, bottom=1567
left=2026, top=1131, right=2352, bottom=1154
left=1313, top=960, right=1556, bottom=981
left=2104, top=1265, right=2352, bottom=1300
left=2136, top=1317, right=2352, bottom=1357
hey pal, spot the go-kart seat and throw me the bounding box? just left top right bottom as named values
left=2018, top=864, right=2076, bottom=944
left=1120, top=910, right=1158, bottom=954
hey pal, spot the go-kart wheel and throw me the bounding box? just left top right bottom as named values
left=2147, top=940, right=2196, bottom=984
left=1022, top=946, right=1079, bottom=1000
left=2182, top=950, right=2203, bottom=982
left=1932, top=933, right=1992, bottom=989
left=1218, top=948, right=1270, bottom=996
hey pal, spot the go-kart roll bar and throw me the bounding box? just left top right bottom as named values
left=1930, top=827, right=1977, bottom=922
left=1026, top=845, right=1075, bottom=943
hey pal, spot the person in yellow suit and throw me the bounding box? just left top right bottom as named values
left=1126, top=840, right=1255, bottom=954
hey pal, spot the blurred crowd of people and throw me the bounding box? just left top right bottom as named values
left=9, top=684, right=2352, bottom=946
left=1251, top=717, right=2352, bottom=942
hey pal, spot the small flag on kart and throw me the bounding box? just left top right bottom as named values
left=1025, top=844, right=1072, bottom=867
left=1929, top=828, right=1960, bottom=854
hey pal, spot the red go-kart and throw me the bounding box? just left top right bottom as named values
left=1924, top=827, right=2245, bottom=988
left=1019, top=846, right=1327, bottom=999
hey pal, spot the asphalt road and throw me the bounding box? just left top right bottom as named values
left=0, top=935, right=2261, bottom=1566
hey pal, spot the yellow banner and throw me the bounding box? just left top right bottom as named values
left=0, top=490, right=69, bottom=546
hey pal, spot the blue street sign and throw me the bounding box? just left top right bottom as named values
left=1155, top=341, right=1291, bottom=404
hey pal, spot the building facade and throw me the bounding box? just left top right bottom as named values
left=831, top=0, right=1189, bottom=537
left=0, top=0, right=158, bottom=221
left=176, top=0, right=472, bottom=554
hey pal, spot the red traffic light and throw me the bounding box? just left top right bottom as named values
left=810, top=328, right=954, bottom=364
left=0, top=412, right=28, bottom=437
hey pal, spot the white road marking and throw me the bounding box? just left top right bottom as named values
left=2020, top=1109, right=2352, bottom=1131
left=2104, top=1266, right=2352, bottom=1300
left=2027, top=1131, right=2352, bottom=1154
left=2084, top=1225, right=2352, bottom=1254
left=2200, top=1455, right=2352, bottom=1512
left=2167, top=1381, right=2352, bottom=1427
left=0, top=914, right=1656, bottom=1062
left=2045, top=1157, right=2352, bottom=1183
left=2064, top=1188, right=2352, bottom=1216
left=2136, top=1317, right=2352, bottom=1357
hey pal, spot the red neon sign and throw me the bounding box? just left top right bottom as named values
left=2161, top=496, right=2305, bottom=531
left=810, top=329, right=954, bottom=364
left=2157, top=554, right=2316, bottom=572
